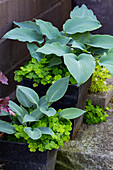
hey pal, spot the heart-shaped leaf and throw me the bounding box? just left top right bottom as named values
left=72, top=40, right=86, bottom=50
left=63, top=53, right=95, bottom=86
left=48, top=57, right=62, bottom=67
left=70, top=4, right=97, bottom=21
left=0, top=120, right=15, bottom=134
left=27, top=43, right=44, bottom=61
left=24, top=127, right=42, bottom=140
left=40, top=107, right=56, bottom=117
left=3, top=28, right=43, bottom=43
left=8, top=100, right=23, bottom=117
left=36, top=42, right=72, bottom=56
left=99, top=52, right=113, bottom=74
left=13, top=21, right=42, bottom=35
left=36, top=19, right=60, bottom=39
left=30, top=108, right=43, bottom=120
left=38, top=127, right=54, bottom=136
left=46, top=77, right=69, bottom=102
left=23, top=114, right=37, bottom=123
left=63, top=17, right=101, bottom=34
left=59, top=108, right=85, bottom=119
left=87, top=35, right=113, bottom=49
left=47, top=36, right=70, bottom=45
left=17, top=86, right=39, bottom=107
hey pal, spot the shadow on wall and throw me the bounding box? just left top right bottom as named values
left=72, top=0, right=113, bottom=35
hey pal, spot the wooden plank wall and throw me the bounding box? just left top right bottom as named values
left=0, top=0, right=71, bottom=98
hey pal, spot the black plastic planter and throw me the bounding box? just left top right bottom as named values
left=0, top=140, right=58, bottom=170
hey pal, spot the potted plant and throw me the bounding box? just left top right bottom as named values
left=0, top=77, right=85, bottom=169
left=2, top=4, right=113, bottom=136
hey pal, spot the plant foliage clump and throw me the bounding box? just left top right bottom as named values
left=89, top=64, right=113, bottom=93
left=84, top=99, right=109, bottom=124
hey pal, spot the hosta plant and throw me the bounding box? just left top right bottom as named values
left=0, top=77, right=85, bottom=152
left=3, top=5, right=113, bottom=87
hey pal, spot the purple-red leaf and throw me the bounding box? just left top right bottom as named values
left=0, top=71, right=8, bottom=85
left=0, top=97, right=9, bottom=107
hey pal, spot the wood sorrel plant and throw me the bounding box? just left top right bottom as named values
left=3, top=5, right=113, bottom=86
left=0, top=77, right=85, bottom=152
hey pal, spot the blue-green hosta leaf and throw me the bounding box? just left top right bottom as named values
left=40, top=106, right=56, bottom=117
left=30, top=108, right=43, bottom=120
left=71, top=32, right=90, bottom=44
left=36, top=19, right=60, bottom=39
left=39, top=96, right=48, bottom=107
left=63, top=53, right=95, bottom=86
left=46, top=77, right=69, bottom=102
left=48, top=57, right=62, bottom=67
left=36, top=42, right=72, bottom=56
left=0, top=120, right=15, bottom=134
left=63, top=17, right=101, bottom=34
left=72, top=40, right=87, bottom=50
left=24, top=127, right=42, bottom=140
left=0, top=110, right=9, bottom=116
left=3, top=28, right=43, bottom=43
left=17, top=86, right=39, bottom=107
left=13, top=21, right=42, bottom=35
left=16, top=87, right=33, bottom=108
left=100, top=53, right=113, bottom=75
left=8, top=100, right=23, bottom=117
left=20, top=105, right=28, bottom=117
left=87, top=35, right=113, bottom=49
left=47, top=36, right=70, bottom=45
left=27, top=43, right=44, bottom=61
left=38, top=127, right=54, bottom=136
left=70, top=4, right=97, bottom=21
left=23, top=114, right=37, bottom=123
left=108, top=48, right=113, bottom=53
left=59, top=108, right=85, bottom=119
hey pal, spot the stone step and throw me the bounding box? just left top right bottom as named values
left=55, top=109, right=113, bottom=170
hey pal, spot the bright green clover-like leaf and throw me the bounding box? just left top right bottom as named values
left=38, top=127, right=54, bottom=136
left=87, top=35, right=113, bottom=49
left=46, top=77, right=69, bottom=102
left=24, top=127, right=42, bottom=140
left=36, top=42, right=72, bottom=56
left=36, top=19, right=60, bottom=39
left=40, top=106, right=56, bottom=117
left=3, top=28, right=43, bottom=43
left=70, top=4, right=97, bottom=21
left=63, top=17, right=101, bottom=34
left=0, top=120, right=15, bottom=134
left=27, top=43, right=44, bottom=61
left=100, top=52, right=113, bottom=75
left=17, top=86, right=39, bottom=107
left=13, top=21, right=42, bottom=35
left=63, top=53, right=95, bottom=86
left=59, top=108, right=85, bottom=119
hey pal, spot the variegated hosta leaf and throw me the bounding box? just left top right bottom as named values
left=46, top=77, right=69, bottom=102
left=63, top=17, right=101, bottom=34
left=36, top=42, right=72, bottom=56
left=0, top=120, right=15, bottom=134
left=59, top=108, right=85, bottom=119
left=27, top=43, right=44, bottom=61
left=36, top=19, right=60, bottom=39
left=8, top=100, right=23, bottom=117
left=38, top=127, right=54, bottom=136
left=100, top=52, right=113, bottom=75
left=72, top=40, right=87, bottom=50
left=3, top=28, right=43, bottom=43
left=40, top=106, right=56, bottom=117
left=47, top=36, right=70, bottom=45
left=87, top=35, right=113, bottom=49
left=24, top=127, right=42, bottom=140
left=13, top=21, right=42, bottom=35
left=70, top=4, right=97, bottom=21
left=63, top=53, right=95, bottom=86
